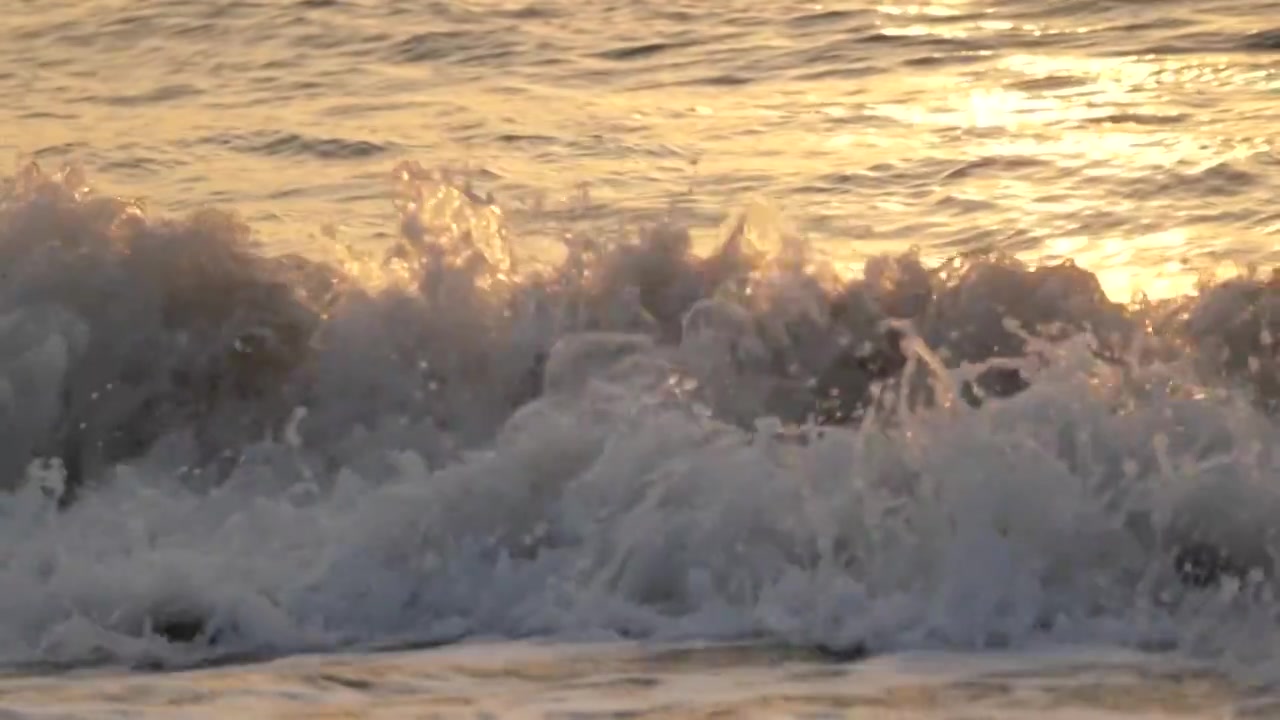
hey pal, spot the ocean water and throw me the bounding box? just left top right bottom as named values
left=4, top=0, right=1280, bottom=717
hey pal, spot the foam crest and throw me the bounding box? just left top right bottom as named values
left=3, top=164, right=1280, bottom=677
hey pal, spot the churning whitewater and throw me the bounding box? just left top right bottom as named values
left=3, top=162, right=1280, bottom=676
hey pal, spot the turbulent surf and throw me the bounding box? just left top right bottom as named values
left=4, top=163, right=1280, bottom=678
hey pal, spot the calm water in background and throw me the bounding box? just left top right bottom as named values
left=5, top=1, right=1280, bottom=717
left=5, top=0, right=1280, bottom=297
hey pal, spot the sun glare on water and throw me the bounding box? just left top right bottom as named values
left=852, top=4, right=1279, bottom=300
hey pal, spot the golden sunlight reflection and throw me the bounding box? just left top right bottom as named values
left=844, top=45, right=1278, bottom=302
left=1046, top=228, right=1191, bottom=302
left=8, top=0, right=1269, bottom=314
left=876, top=2, right=969, bottom=18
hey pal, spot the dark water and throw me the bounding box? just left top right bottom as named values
left=4, top=1, right=1280, bottom=716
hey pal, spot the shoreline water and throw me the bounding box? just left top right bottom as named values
left=0, top=639, right=1267, bottom=719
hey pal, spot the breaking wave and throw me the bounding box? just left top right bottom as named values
left=4, top=162, right=1280, bottom=677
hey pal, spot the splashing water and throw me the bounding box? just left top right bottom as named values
left=4, top=163, right=1280, bottom=685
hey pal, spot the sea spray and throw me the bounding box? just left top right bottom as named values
left=2, top=165, right=1280, bottom=677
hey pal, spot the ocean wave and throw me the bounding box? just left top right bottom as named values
left=3, top=162, right=1280, bottom=675
left=199, top=131, right=392, bottom=160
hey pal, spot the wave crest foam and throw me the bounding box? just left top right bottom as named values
left=3, top=163, right=1280, bottom=676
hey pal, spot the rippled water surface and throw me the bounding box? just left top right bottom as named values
left=5, top=1, right=1280, bottom=717
left=3, top=644, right=1276, bottom=719
left=6, top=0, right=1279, bottom=297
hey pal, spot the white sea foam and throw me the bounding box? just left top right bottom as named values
left=3, top=164, right=1280, bottom=680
